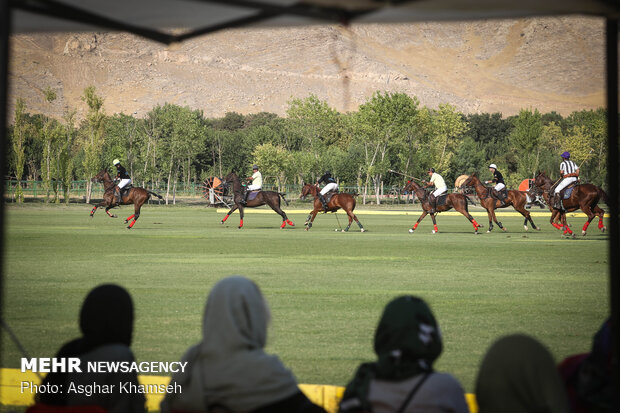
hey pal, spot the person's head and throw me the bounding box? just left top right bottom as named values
left=427, top=167, right=435, bottom=176
left=325, top=170, right=331, bottom=176
left=476, top=334, right=569, bottom=413
left=80, top=284, right=134, bottom=351
left=373, top=296, right=442, bottom=380
left=488, top=163, right=497, bottom=172
left=252, top=165, right=259, bottom=172
left=561, top=151, right=571, bottom=160
left=113, top=159, right=121, bottom=168
left=201, top=276, right=270, bottom=355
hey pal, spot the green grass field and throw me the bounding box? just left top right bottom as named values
left=1, top=202, right=610, bottom=394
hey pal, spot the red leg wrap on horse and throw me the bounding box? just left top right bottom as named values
left=222, top=214, right=229, bottom=222
left=280, top=221, right=286, bottom=228
left=583, top=222, right=590, bottom=232
left=239, top=219, right=243, bottom=227
left=433, top=224, right=438, bottom=232
left=472, top=220, right=479, bottom=228
left=127, top=214, right=135, bottom=221
left=129, top=220, right=136, bottom=228
left=286, top=220, right=294, bottom=226
left=598, top=219, right=604, bottom=229
left=413, top=222, right=418, bottom=229
left=552, top=223, right=562, bottom=229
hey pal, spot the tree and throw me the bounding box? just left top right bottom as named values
left=80, top=86, right=106, bottom=203
left=41, top=87, right=62, bottom=202
left=11, top=98, right=28, bottom=202
left=252, top=143, right=291, bottom=191
left=428, top=103, right=469, bottom=182
left=58, top=110, right=78, bottom=204
left=509, top=108, right=543, bottom=181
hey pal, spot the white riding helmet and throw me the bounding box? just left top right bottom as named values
left=113, top=159, right=121, bottom=165
left=489, top=163, right=497, bottom=169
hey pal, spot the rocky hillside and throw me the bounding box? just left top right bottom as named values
left=8, top=15, right=607, bottom=121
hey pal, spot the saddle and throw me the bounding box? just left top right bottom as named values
left=560, top=182, right=578, bottom=200
left=436, top=193, right=448, bottom=206
left=488, top=187, right=507, bottom=201
left=247, top=189, right=261, bottom=201
left=323, top=189, right=338, bottom=203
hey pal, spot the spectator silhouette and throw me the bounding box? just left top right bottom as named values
left=476, top=334, right=569, bottom=413
left=161, top=276, right=326, bottom=413
left=558, top=319, right=613, bottom=413
left=339, top=295, right=469, bottom=413
left=36, top=284, right=145, bottom=413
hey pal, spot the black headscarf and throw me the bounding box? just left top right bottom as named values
left=339, top=296, right=443, bottom=413
left=38, top=284, right=134, bottom=405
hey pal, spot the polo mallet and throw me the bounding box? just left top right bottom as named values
left=388, top=169, right=424, bottom=183
left=334, top=210, right=343, bottom=231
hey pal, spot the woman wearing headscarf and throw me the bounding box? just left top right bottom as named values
left=339, top=296, right=468, bottom=413
left=36, top=284, right=145, bottom=413
left=161, top=276, right=326, bottom=413
left=476, top=334, right=569, bottom=413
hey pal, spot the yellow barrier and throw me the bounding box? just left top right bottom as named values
left=216, top=208, right=607, bottom=218
left=1, top=368, right=477, bottom=412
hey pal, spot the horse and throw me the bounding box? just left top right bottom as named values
left=403, top=180, right=481, bottom=234
left=90, top=170, right=163, bottom=229
left=220, top=172, right=294, bottom=229
left=300, top=184, right=365, bottom=232
left=533, top=171, right=607, bottom=236
left=461, top=173, right=539, bottom=232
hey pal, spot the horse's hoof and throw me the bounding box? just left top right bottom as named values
left=112, top=215, right=117, bottom=218
left=487, top=230, right=492, bottom=233
left=220, top=221, right=224, bottom=225
left=432, top=230, right=437, bottom=234
left=601, top=227, right=607, bottom=232
left=360, top=228, right=365, bottom=232
left=127, top=226, right=131, bottom=230
left=408, top=228, right=414, bottom=233
left=524, top=226, right=528, bottom=231
left=305, top=228, right=309, bottom=231
left=536, top=228, right=541, bottom=231
left=124, top=220, right=128, bottom=224
left=501, top=228, right=507, bottom=232
left=341, top=229, right=346, bottom=232
left=582, top=231, right=587, bottom=236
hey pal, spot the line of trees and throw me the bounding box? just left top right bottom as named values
left=7, top=87, right=608, bottom=204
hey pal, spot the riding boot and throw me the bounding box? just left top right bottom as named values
left=428, top=194, right=437, bottom=214
left=319, top=194, right=329, bottom=212
left=493, top=189, right=506, bottom=206
left=241, top=189, right=248, bottom=205
left=115, top=186, right=121, bottom=204
left=553, top=193, right=562, bottom=210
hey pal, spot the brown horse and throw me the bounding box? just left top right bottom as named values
left=90, top=170, right=163, bottom=229
left=403, top=180, right=481, bottom=234
left=533, top=171, right=607, bottom=236
left=220, top=172, right=294, bottom=229
left=300, top=184, right=364, bottom=232
left=462, top=173, right=539, bottom=232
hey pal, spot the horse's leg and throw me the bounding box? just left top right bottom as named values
left=305, top=209, right=319, bottom=231
left=580, top=204, right=596, bottom=236
left=430, top=213, right=439, bottom=234
left=90, top=205, right=97, bottom=217
left=266, top=197, right=293, bottom=229
left=514, top=203, right=538, bottom=231
left=593, top=205, right=606, bottom=232
left=351, top=211, right=365, bottom=232
left=484, top=203, right=494, bottom=232
left=221, top=204, right=239, bottom=224
left=454, top=204, right=480, bottom=234
left=238, top=206, right=245, bottom=229
left=409, top=210, right=428, bottom=232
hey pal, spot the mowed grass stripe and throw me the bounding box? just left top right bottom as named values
left=1, top=204, right=609, bottom=393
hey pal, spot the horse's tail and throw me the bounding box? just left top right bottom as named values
left=278, top=192, right=289, bottom=206
left=148, top=190, right=164, bottom=200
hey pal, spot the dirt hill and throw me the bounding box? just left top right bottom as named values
left=8, top=15, right=607, bottom=121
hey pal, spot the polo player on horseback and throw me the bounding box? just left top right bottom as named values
left=552, top=151, right=579, bottom=210
left=425, top=167, right=447, bottom=214
left=316, top=170, right=338, bottom=212
left=113, top=159, right=131, bottom=204
left=485, top=163, right=507, bottom=206
left=242, top=164, right=262, bottom=205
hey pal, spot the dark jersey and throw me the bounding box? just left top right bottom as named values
left=317, top=173, right=336, bottom=185
left=491, top=170, right=505, bottom=185
left=116, top=165, right=130, bottom=180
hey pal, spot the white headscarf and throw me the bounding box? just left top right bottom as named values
left=161, top=276, right=299, bottom=413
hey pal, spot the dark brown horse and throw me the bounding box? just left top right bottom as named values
left=403, top=180, right=480, bottom=234
left=220, top=172, right=294, bottom=229
left=300, top=184, right=364, bottom=232
left=533, top=171, right=607, bottom=236
left=462, top=173, right=539, bottom=232
left=90, top=170, right=163, bottom=229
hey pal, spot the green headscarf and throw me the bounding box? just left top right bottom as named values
left=476, top=334, right=569, bottom=413
left=339, top=296, right=443, bottom=412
